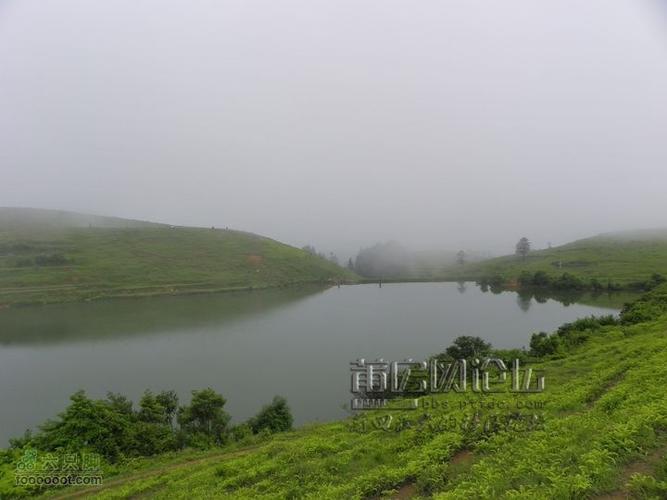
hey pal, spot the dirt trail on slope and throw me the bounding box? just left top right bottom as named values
left=594, top=442, right=667, bottom=500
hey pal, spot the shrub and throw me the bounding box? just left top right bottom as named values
left=177, top=388, right=231, bottom=446
left=518, top=271, right=533, bottom=287
left=532, top=271, right=552, bottom=287
left=553, top=272, right=585, bottom=290
left=444, top=336, right=492, bottom=360
left=230, top=423, right=253, bottom=442
left=32, top=391, right=134, bottom=462
left=557, top=315, right=619, bottom=337
left=620, top=284, right=667, bottom=324
left=529, top=332, right=561, bottom=356
left=590, top=278, right=604, bottom=291
left=249, top=396, right=293, bottom=434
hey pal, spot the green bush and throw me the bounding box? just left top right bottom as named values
left=532, top=271, right=552, bottom=287
left=557, top=315, right=619, bottom=337
left=177, top=388, right=231, bottom=446
left=249, top=396, right=293, bottom=434
left=230, top=423, right=254, bottom=443
left=8, top=387, right=290, bottom=465
left=443, top=336, right=492, bottom=360
left=529, top=332, right=562, bottom=356
left=553, top=272, right=585, bottom=290
left=621, top=283, right=667, bottom=324
left=518, top=271, right=533, bottom=287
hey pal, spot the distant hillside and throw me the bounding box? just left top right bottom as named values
left=443, top=229, right=667, bottom=287
left=0, top=208, right=357, bottom=305
left=0, top=207, right=162, bottom=233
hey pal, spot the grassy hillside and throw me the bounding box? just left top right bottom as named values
left=0, top=208, right=356, bottom=305
left=14, top=284, right=666, bottom=499
left=444, top=229, right=667, bottom=288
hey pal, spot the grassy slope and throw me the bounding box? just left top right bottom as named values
left=443, top=229, right=667, bottom=287
left=0, top=208, right=356, bottom=305
left=43, top=286, right=667, bottom=499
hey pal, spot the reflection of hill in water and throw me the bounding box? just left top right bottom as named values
left=511, top=289, right=638, bottom=312
left=0, top=285, right=327, bottom=346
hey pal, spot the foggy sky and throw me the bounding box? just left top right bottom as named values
left=2, top=0, right=667, bottom=258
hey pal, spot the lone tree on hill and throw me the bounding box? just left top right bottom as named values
left=515, top=237, right=531, bottom=260
left=456, top=250, right=466, bottom=265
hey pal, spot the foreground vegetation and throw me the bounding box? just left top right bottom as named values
left=0, top=208, right=356, bottom=305
left=2, top=284, right=667, bottom=498
left=443, top=229, right=667, bottom=290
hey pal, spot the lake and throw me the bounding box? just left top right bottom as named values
left=0, top=282, right=633, bottom=445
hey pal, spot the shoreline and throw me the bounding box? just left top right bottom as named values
left=0, top=279, right=354, bottom=309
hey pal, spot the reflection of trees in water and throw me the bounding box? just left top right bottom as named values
left=457, top=281, right=467, bottom=294
left=476, top=282, right=508, bottom=295
left=516, top=291, right=532, bottom=312
left=514, top=288, right=636, bottom=310
left=534, top=293, right=548, bottom=304
left=475, top=282, right=636, bottom=311
left=531, top=289, right=583, bottom=307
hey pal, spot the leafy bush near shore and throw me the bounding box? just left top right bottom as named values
left=18, top=388, right=292, bottom=461
left=441, top=336, right=492, bottom=360
left=529, top=314, right=620, bottom=357
left=620, top=283, right=667, bottom=325
left=516, top=270, right=632, bottom=291
left=529, top=332, right=563, bottom=357
left=518, top=271, right=666, bottom=293
left=248, top=396, right=293, bottom=434
left=0, top=388, right=293, bottom=496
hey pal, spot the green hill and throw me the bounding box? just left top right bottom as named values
left=9, top=284, right=666, bottom=499
left=444, top=229, right=667, bottom=288
left=0, top=208, right=356, bottom=305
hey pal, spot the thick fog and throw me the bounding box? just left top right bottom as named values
left=1, top=0, right=667, bottom=258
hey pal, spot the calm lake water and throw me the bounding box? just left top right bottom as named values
left=0, top=282, right=632, bottom=445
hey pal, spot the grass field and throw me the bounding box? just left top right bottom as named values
left=442, top=229, right=667, bottom=288
left=7, top=284, right=663, bottom=499
left=0, top=208, right=356, bottom=305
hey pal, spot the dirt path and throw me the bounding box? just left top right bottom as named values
left=593, top=441, right=667, bottom=499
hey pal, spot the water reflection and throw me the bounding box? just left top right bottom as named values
left=476, top=285, right=637, bottom=312
left=456, top=281, right=467, bottom=294
left=516, top=291, right=532, bottom=312
left=0, top=285, right=327, bottom=346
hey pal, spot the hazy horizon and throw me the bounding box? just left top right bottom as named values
left=2, top=0, right=667, bottom=259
